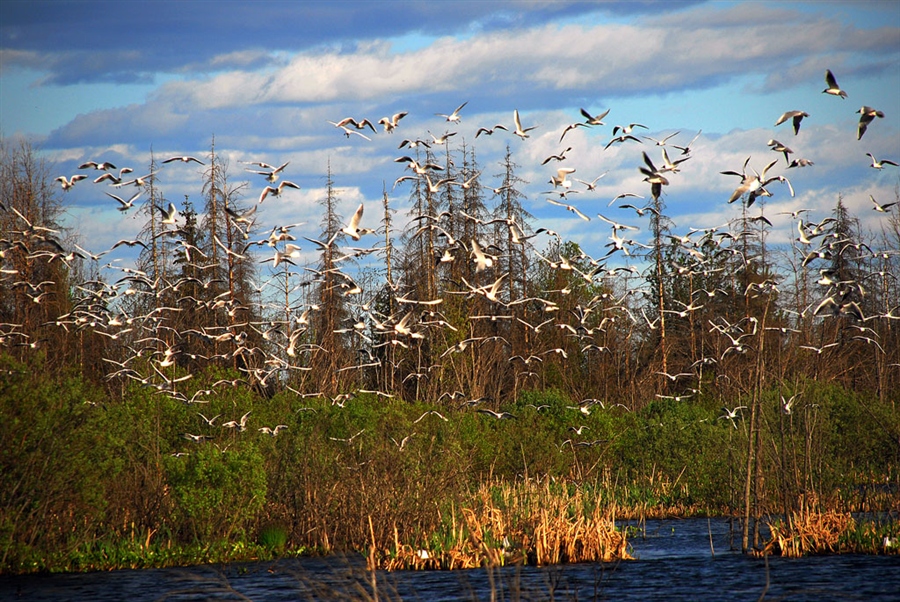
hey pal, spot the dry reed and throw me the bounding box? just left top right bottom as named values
left=368, top=479, right=631, bottom=570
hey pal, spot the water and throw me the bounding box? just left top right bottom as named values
left=2, top=518, right=899, bottom=601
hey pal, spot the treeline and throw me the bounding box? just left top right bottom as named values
left=1, top=130, right=899, bottom=568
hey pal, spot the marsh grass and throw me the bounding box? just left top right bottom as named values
left=766, top=494, right=900, bottom=556
left=369, top=480, right=630, bottom=571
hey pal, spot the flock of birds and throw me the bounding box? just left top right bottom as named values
left=2, top=68, right=898, bottom=453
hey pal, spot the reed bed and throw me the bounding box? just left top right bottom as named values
left=767, top=509, right=855, bottom=557
left=368, top=480, right=630, bottom=571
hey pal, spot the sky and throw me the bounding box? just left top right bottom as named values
left=1, top=0, right=899, bottom=271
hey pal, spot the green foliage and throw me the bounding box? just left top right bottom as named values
left=165, top=444, right=266, bottom=542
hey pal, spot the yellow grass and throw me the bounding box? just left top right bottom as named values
left=368, top=480, right=631, bottom=570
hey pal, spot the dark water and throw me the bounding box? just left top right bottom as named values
left=2, top=518, right=899, bottom=601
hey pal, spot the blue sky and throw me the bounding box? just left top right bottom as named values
left=1, top=0, right=899, bottom=267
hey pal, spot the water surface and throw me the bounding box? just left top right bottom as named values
left=3, top=518, right=898, bottom=601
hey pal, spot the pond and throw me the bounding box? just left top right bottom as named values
left=3, top=518, right=898, bottom=601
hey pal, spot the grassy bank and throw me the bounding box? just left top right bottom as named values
left=1, top=355, right=897, bottom=573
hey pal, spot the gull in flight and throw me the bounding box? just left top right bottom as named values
left=822, top=69, right=847, bottom=98
left=157, top=203, right=178, bottom=225
left=378, top=111, right=408, bottom=133
left=580, top=107, right=610, bottom=125
left=475, top=124, right=508, bottom=138
left=512, top=109, right=538, bottom=139
left=106, top=190, right=142, bottom=212
left=857, top=106, right=885, bottom=140
left=162, top=155, right=205, bottom=165
left=866, top=153, right=898, bottom=169
left=328, top=121, right=372, bottom=141
left=55, top=174, right=88, bottom=191
left=258, top=181, right=300, bottom=203
left=341, top=203, right=374, bottom=240
left=774, top=110, right=809, bottom=136
left=436, top=101, right=468, bottom=123
left=244, top=161, right=290, bottom=183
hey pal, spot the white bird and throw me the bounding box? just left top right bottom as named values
left=822, top=69, right=847, bottom=98
left=378, top=111, right=408, bottom=133
left=106, top=190, right=142, bottom=212
left=55, top=174, right=88, bottom=191
left=548, top=167, right=576, bottom=189
left=157, top=202, right=178, bottom=225
left=436, top=101, right=468, bottom=123
left=78, top=160, right=117, bottom=171
left=866, top=153, right=898, bottom=169
left=580, top=107, right=610, bottom=125
left=258, top=181, right=300, bottom=203
left=857, top=106, right=884, bottom=140
left=470, top=239, right=493, bottom=272
left=341, top=203, right=373, bottom=240
left=162, top=155, right=205, bottom=165
left=512, top=109, right=537, bottom=139
left=774, top=110, right=809, bottom=135
left=328, top=121, right=372, bottom=140
left=871, top=195, right=898, bottom=213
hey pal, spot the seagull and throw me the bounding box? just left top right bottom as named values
left=720, top=406, right=747, bottom=427
left=822, top=69, right=847, bottom=98
left=477, top=408, right=516, bottom=420
left=866, top=153, right=898, bottom=169
left=642, top=131, right=680, bottom=146
left=671, top=129, right=702, bottom=155
left=436, top=101, right=468, bottom=123
left=259, top=425, right=288, bottom=437
left=413, top=410, right=449, bottom=424
left=613, top=123, right=648, bottom=136
left=767, top=139, right=793, bottom=165
left=512, top=109, right=537, bottom=139
left=574, top=173, right=608, bottom=191
left=871, top=195, right=898, bottom=213
left=774, top=110, right=809, bottom=135
left=857, top=106, right=885, bottom=140
left=547, top=198, right=590, bottom=221
left=156, top=203, right=178, bottom=225
left=470, top=239, right=493, bottom=272
left=328, top=121, right=372, bottom=140
left=244, top=161, right=290, bottom=182
left=541, top=147, right=572, bottom=165
left=548, top=167, right=576, bottom=189
left=378, top=111, right=408, bottom=133
left=559, top=122, right=590, bottom=142
left=162, top=155, right=205, bottom=165
left=475, top=124, right=508, bottom=138
left=55, top=175, right=88, bottom=191
left=580, top=107, right=611, bottom=125
left=341, top=203, right=373, bottom=240
left=330, top=117, right=376, bottom=133
left=106, top=191, right=142, bottom=212
left=258, top=181, right=300, bottom=203
left=78, top=160, right=117, bottom=171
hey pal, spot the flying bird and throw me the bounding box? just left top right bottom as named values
left=857, top=106, right=885, bottom=140
left=475, top=124, right=508, bottom=138
left=580, top=107, right=610, bottom=125
left=162, top=155, right=205, bottom=165
left=106, top=190, right=142, bottom=212
left=55, top=175, right=88, bottom=191
left=436, top=101, right=468, bottom=123
left=258, top=181, right=300, bottom=203
left=822, top=69, right=847, bottom=98
left=512, top=109, right=538, bottom=139
left=866, top=153, right=898, bottom=169
left=378, top=111, right=408, bottom=133
left=774, top=110, right=809, bottom=135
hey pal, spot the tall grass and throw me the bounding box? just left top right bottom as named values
left=1, top=356, right=897, bottom=573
